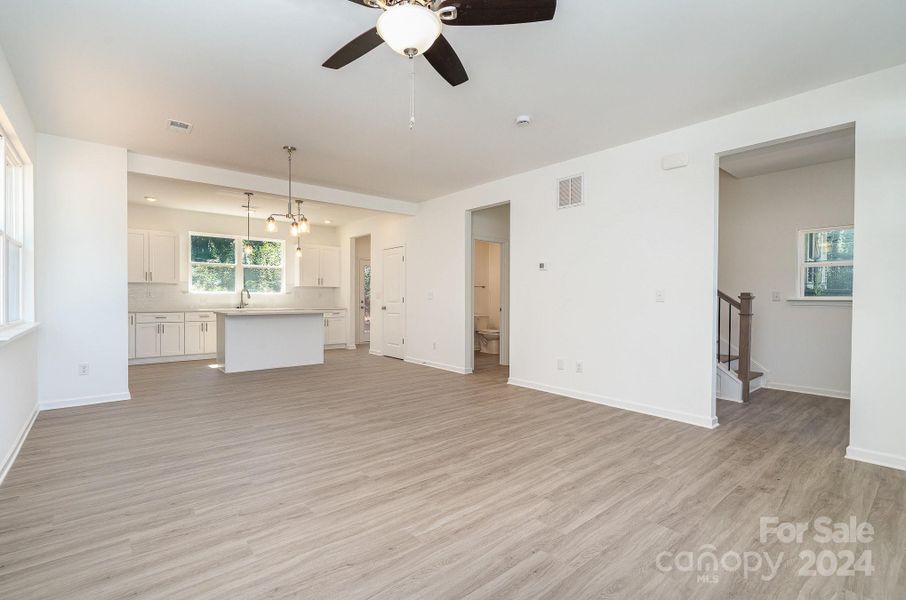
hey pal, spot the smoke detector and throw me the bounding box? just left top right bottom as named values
left=167, top=119, right=193, bottom=134
left=515, top=115, right=532, bottom=127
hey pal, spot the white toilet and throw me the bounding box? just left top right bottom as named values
left=474, top=316, right=500, bottom=355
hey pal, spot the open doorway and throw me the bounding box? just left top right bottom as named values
left=715, top=125, right=855, bottom=415
left=468, top=203, right=509, bottom=374
left=353, top=235, right=371, bottom=345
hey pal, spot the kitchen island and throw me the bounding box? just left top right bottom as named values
left=214, top=308, right=326, bottom=373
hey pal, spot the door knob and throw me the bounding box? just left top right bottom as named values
left=382, top=306, right=387, bottom=310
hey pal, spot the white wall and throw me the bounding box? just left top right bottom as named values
left=403, top=63, right=906, bottom=461
left=719, top=160, right=854, bottom=398
left=337, top=214, right=410, bottom=354
left=127, top=203, right=341, bottom=311
left=35, top=135, right=130, bottom=409
left=0, top=41, right=37, bottom=482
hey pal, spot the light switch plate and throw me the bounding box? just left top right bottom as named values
left=655, top=290, right=666, bottom=303
left=772, top=291, right=781, bottom=302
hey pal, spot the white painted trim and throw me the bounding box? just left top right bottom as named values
left=369, top=349, right=384, bottom=357
left=846, top=446, right=906, bottom=472
left=130, top=353, right=216, bottom=365
left=0, top=321, right=38, bottom=345
left=508, top=378, right=718, bottom=429
left=404, top=356, right=471, bottom=375
left=128, top=153, right=418, bottom=216
left=40, top=391, right=131, bottom=411
left=786, top=298, right=852, bottom=306
left=346, top=344, right=358, bottom=350
left=0, top=405, right=38, bottom=486
left=763, top=382, right=850, bottom=400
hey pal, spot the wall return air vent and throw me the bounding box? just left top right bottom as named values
left=557, top=174, right=584, bottom=209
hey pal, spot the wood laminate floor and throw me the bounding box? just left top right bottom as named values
left=1, top=347, right=904, bottom=599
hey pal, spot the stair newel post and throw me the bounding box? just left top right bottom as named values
left=738, top=292, right=755, bottom=402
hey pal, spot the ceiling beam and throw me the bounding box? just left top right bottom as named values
left=127, top=153, right=419, bottom=216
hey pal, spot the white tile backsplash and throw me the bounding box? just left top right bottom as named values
left=128, top=284, right=341, bottom=312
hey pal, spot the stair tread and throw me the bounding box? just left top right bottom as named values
left=717, top=354, right=739, bottom=363
left=735, top=370, right=764, bottom=382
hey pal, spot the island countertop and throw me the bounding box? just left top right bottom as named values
left=213, top=308, right=331, bottom=317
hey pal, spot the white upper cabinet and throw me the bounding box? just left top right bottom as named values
left=298, top=245, right=340, bottom=288
left=127, top=231, right=148, bottom=283
left=128, top=229, right=179, bottom=284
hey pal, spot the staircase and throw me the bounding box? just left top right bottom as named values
left=716, top=291, right=763, bottom=402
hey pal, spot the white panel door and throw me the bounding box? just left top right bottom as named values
left=135, top=323, right=161, bottom=358
left=319, top=247, right=340, bottom=287
left=127, top=230, right=148, bottom=283
left=382, top=246, right=405, bottom=359
left=184, top=321, right=204, bottom=355
left=148, top=231, right=179, bottom=284
left=202, top=320, right=217, bottom=353
left=298, top=247, right=320, bottom=287
left=128, top=314, right=136, bottom=359
left=160, top=323, right=184, bottom=357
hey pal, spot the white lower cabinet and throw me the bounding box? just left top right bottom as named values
left=324, top=312, right=346, bottom=346
left=135, top=323, right=162, bottom=358
left=128, top=314, right=136, bottom=359
left=185, top=315, right=217, bottom=356
left=160, top=323, right=184, bottom=356
left=134, top=313, right=185, bottom=359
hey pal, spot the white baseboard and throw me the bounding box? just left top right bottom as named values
left=368, top=349, right=383, bottom=357
left=346, top=344, right=357, bottom=350
left=40, top=391, right=132, bottom=411
left=0, top=405, right=39, bottom=486
left=846, top=446, right=906, bottom=472
left=716, top=394, right=743, bottom=403
left=404, top=357, right=471, bottom=375
left=129, top=354, right=215, bottom=366
left=763, top=382, right=850, bottom=400
left=508, top=378, right=717, bottom=429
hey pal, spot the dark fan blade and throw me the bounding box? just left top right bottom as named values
left=440, top=0, right=556, bottom=26
left=322, top=28, right=384, bottom=70
left=423, top=35, right=468, bottom=87
left=347, top=0, right=378, bottom=6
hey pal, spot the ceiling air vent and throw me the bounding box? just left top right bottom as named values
left=557, top=174, right=584, bottom=209
left=167, top=119, right=193, bottom=134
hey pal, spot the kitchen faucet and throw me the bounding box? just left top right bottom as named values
left=238, top=288, right=251, bottom=309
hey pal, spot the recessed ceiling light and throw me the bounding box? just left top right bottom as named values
left=324, top=220, right=332, bottom=224
left=515, top=115, right=532, bottom=127
left=145, top=196, right=158, bottom=202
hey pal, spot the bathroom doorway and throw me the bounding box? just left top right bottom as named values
left=468, top=203, right=510, bottom=374
left=354, top=235, right=371, bottom=345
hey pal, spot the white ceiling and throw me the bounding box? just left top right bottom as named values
left=1, top=1, right=905, bottom=201
left=720, top=126, right=855, bottom=179
left=128, top=173, right=383, bottom=226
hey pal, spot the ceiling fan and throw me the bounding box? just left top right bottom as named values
left=322, top=0, right=557, bottom=87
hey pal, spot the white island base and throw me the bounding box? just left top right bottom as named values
left=215, top=309, right=325, bottom=373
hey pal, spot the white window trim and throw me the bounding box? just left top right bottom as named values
left=188, top=231, right=286, bottom=295
left=1, top=132, right=25, bottom=330
left=795, top=225, right=854, bottom=301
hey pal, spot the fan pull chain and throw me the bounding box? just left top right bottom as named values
left=409, top=58, right=416, bottom=130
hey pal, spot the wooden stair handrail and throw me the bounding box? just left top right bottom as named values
left=717, top=290, right=755, bottom=402
left=717, top=290, right=741, bottom=309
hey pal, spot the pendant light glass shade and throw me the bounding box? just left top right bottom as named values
left=299, top=217, right=310, bottom=234
left=296, top=245, right=302, bottom=258
left=290, top=220, right=300, bottom=237
left=265, top=216, right=277, bottom=232
left=377, top=3, right=442, bottom=57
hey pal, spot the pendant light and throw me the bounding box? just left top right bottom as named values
left=242, top=192, right=254, bottom=256
left=266, top=145, right=311, bottom=237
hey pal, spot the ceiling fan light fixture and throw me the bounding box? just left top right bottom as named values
left=377, top=3, right=442, bottom=57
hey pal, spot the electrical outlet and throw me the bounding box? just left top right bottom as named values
left=576, top=360, right=584, bottom=374
left=78, top=363, right=89, bottom=376
left=557, top=358, right=565, bottom=371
